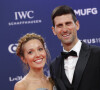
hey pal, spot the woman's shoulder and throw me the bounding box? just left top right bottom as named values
left=47, top=77, right=57, bottom=90
left=14, top=80, right=26, bottom=90
left=48, top=77, right=55, bottom=86
left=14, top=77, right=27, bottom=90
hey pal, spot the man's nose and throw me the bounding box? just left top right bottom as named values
left=62, top=25, right=68, bottom=32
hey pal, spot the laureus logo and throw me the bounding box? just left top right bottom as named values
left=9, top=75, right=23, bottom=82
left=8, top=44, right=18, bottom=53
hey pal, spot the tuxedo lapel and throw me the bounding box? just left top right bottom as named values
left=72, top=42, right=91, bottom=90
left=56, top=55, right=72, bottom=89
left=56, top=78, right=68, bottom=90
left=54, top=55, right=68, bottom=90
left=54, top=55, right=62, bottom=78
left=61, top=55, right=72, bottom=88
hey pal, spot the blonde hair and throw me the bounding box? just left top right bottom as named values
left=16, top=33, right=51, bottom=73
left=16, top=33, right=45, bottom=57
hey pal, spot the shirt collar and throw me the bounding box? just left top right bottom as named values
left=63, top=40, right=82, bottom=57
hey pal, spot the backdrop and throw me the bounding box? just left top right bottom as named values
left=0, top=0, right=100, bottom=90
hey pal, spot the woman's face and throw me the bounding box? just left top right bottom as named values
left=21, top=39, right=46, bottom=70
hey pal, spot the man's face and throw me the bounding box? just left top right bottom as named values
left=52, top=14, right=79, bottom=47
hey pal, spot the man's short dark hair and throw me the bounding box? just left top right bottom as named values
left=51, top=5, right=77, bottom=26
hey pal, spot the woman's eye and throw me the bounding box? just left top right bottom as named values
left=28, top=51, right=32, bottom=54
left=39, top=48, right=43, bottom=51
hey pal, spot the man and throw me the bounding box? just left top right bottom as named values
left=50, top=5, right=100, bottom=90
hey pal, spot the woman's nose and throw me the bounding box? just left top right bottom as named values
left=35, top=51, right=40, bottom=58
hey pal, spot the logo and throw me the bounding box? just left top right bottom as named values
left=8, top=10, right=42, bottom=26
left=74, top=7, right=98, bottom=16
left=82, top=37, right=100, bottom=44
left=15, top=10, right=34, bottom=20
left=8, top=44, right=18, bottom=53
left=9, top=75, right=23, bottom=82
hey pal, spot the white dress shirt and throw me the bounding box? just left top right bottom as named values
left=63, top=40, right=82, bottom=84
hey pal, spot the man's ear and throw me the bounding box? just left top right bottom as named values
left=21, top=56, right=27, bottom=64
left=75, top=20, right=80, bottom=31
left=52, top=26, right=57, bottom=35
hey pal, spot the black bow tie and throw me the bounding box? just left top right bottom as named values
left=61, top=50, right=77, bottom=59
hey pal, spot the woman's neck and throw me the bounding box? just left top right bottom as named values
left=26, top=68, right=45, bottom=80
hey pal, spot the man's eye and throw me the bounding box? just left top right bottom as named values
left=66, top=22, right=71, bottom=26
left=57, top=24, right=62, bottom=28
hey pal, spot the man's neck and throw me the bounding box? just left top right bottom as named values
left=63, top=39, right=79, bottom=51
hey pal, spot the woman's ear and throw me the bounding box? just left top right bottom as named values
left=21, top=56, right=27, bottom=64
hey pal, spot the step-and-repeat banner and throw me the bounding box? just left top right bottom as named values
left=0, top=0, right=100, bottom=89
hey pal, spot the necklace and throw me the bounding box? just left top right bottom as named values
left=24, top=74, right=50, bottom=90
left=36, top=88, right=48, bottom=90
left=36, top=76, right=49, bottom=90
left=28, top=76, right=49, bottom=90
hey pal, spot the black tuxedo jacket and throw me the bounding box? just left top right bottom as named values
left=50, top=42, right=100, bottom=90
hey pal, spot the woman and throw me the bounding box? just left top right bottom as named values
left=14, top=33, right=56, bottom=90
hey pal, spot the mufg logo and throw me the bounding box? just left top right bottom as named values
left=74, top=8, right=98, bottom=16
left=8, top=44, right=18, bottom=53
left=14, top=10, right=34, bottom=20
